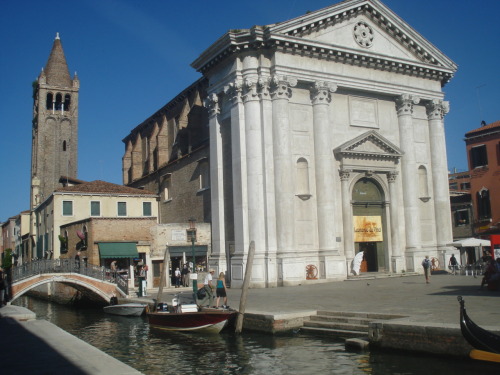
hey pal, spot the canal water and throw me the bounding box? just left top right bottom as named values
left=14, top=296, right=493, bottom=374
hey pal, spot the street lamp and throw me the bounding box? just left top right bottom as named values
left=187, top=218, right=198, bottom=295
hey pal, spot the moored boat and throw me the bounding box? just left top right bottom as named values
left=457, top=296, right=500, bottom=358
left=147, top=307, right=237, bottom=334
left=104, top=303, right=147, bottom=317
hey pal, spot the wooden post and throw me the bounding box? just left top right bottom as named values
left=235, top=241, right=255, bottom=334
left=154, top=245, right=170, bottom=309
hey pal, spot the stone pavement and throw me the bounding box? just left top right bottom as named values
left=137, top=273, right=500, bottom=326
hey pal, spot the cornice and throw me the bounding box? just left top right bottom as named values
left=191, top=0, right=456, bottom=86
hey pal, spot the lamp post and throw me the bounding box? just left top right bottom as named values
left=187, top=218, right=198, bottom=295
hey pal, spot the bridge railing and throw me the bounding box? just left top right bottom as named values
left=11, top=259, right=128, bottom=295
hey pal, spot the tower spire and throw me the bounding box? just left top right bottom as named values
left=44, top=33, right=71, bottom=87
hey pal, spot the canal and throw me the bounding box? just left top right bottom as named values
left=14, top=296, right=493, bottom=374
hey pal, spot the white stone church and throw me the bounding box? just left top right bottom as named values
left=192, top=0, right=456, bottom=287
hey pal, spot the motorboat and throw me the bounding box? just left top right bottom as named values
left=147, top=294, right=237, bottom=334
left=104, top=303, right=147, bottom=317
left=458, top=296, right=500, bottom=362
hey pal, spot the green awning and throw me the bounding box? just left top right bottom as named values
left=98, top=242, right=139, bottom=258
left=168, top=245, right=207, bottom=257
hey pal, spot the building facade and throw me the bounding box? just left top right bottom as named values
left=465, top=120, right=500, bottom=236
left=190, top=0, right=457, bottom=287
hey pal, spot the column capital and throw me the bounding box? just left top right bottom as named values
left=223, top=80, right=243, bottom=104
left=258, top=76, right=272, bottom=100
left=395, top=94, right=420, bottom=116
left=242, top=78, right=259, bottom=103
left=387, top=170, right=399, bottom=183
left=204, top=93, right=220, bottom=117
left=426, top=99, right=449, bottom=120
left=270, top=75, right=297, bottom=100
left=311, top=81, right=337, bottom=105
left=339, top=168, right=352, bottom=181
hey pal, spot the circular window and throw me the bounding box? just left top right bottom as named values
left=353, top=21, right=374, bottom=48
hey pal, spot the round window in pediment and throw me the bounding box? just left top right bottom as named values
left=353, top=21, right=374, bottom=48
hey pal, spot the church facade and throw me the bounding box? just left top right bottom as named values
left=190, top=0, right=457, bottom=287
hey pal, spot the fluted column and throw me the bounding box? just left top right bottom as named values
left=426, top=99, right=452, bottom=247
left=340, top=169, right=354, bottom=263
left=206, top=93, right=225, bottom=259
left=311, top=81, right=338, bottom=252
left=387, top=171, right=403, bottom=271
left=395, top=94, right=421, bottom=251
left=271, top=75, right=297, bottom=253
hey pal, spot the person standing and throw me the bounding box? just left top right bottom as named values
left=174, top=267, right=181, bottom=288
left=138, top=265, right=147, bottom=296
left=181, top=264, right=189, bottom=287
left=422, top=255, right=431, bottom=283
left=449, top=254, right=459, bottom=275
left=203, top=269, right=215, bottom=307
left=0, top=268, right=6, bottom=306
left=75, top=251, right=81, bottom=272
left=215, top=272, right=228, bottom=309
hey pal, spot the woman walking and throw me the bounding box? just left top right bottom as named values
left=215, top=272, right=228, bottom=309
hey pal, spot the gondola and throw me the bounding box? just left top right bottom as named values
left=458, top=296, right=500, bottom=362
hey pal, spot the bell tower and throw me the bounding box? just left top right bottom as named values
left=31, top=33, right=79, bottom=209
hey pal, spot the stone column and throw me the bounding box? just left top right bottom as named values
left=270, top=75, right=297, bottom=253
left=340, top=169, right=354, bottom=266
left=387, top=171, right=403, bottom=271
left=311, top=81, right=338, bottom=253
left=395, top=94, right=421, bottom=251
left=426, top=99, right=452, bottom=248
left=206, top=93, right=225, bottom=260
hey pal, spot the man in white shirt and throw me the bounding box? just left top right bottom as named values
left=203, top=269, right=215, bottom=306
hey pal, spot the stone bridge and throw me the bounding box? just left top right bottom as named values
left=8, top=259, right=129, bottom=304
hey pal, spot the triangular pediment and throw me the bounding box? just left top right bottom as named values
left=269, top=0, right=456, bottom=70
left=334, top=130, right=403, bottom=160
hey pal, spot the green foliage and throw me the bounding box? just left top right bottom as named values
left=2, top=248, right=13, bottom=268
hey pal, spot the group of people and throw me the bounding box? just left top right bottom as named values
left=480, top=257, right=500, bottom=290
left=201, top=269, right=228, bottom=309
left=173, top=264, right=191, bottom=288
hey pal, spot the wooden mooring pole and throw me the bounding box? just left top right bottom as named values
left=235, top=240, right=255, bottom=334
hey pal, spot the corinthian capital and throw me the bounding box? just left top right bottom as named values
left=311, top=81, right=338, bottom=105
left=270, top=75, right=297, bottom=100
left=258, top=76, right=272, bottom=99
left=426, top=99, right=449, bottom=120
left=387, top=170, right=399, bottom=183
left=242, top=78, right=258, bottom=103
left=395, top=94, right=420, bottom=116
left=223, top=80, right=243, bottom=104
left=204, top=93, right=220, bottom=117
left=339, top=168, right=352, bottom=181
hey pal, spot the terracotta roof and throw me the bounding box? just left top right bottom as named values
left=54, top=180, right=157, bottom=196
left=465, top=120, right=500, bottom=136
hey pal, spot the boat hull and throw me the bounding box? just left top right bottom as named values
left=104, top=303, right=147, bottom=317
left=147, top=310, right=237, bottom=334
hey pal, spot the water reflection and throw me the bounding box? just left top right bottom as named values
left=14, top=296, right=495, bottom=375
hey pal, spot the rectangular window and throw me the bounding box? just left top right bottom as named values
left=454, top=210, right=469, bottom=226
left=470, top=145, right=488, bottom=168
left=117, top=202, right=127, bottom=217
left=143, top=201, right=152, bottom=217
left=460, top=182, right=470, bottom=190
left=449, top=182, right=458, bottom=190
left=199, top=161, right=210, bottom=190
left=62, top=201, right=73, bottom=216
left=90, top=201, right=101, bottom=216
left=163, top=175, right=172, bottom=201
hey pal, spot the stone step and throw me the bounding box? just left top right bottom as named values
left=304, top=320, right=368, bottom=333
left=310, top=315, right=372, bottom=325
left=346, top=272, right=419, bottom=281
left=316, top=311, right=406, bottom=320
left=300, top=326, right=368, bottom=339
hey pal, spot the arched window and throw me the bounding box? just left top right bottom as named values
left=64, top=94, right=71, bottom=111
left=55, top=93, right=63, bottom=111
left=352, top=178, right=383, bottom=202
left=296, top=158, right=310, bottom=196
left=46, top=93, right=53, bottom=110
left=418, top=165, right=429, bottom=200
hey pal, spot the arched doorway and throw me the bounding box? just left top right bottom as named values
left=352, top=177, right=387, bottom=273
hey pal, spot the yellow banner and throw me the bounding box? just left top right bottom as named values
left=354, top=216, right=383, bottom=242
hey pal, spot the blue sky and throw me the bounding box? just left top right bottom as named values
left=1, top=0, right=499, bottom=222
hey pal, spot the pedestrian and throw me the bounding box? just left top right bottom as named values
left=449, top=254, right=458, bottom=275
left=75, top=251, right=81, bottom=271
left=138, top=265, right=147, bottom=296
left=0, top=267, right=6, bottom=306
left=422, top=255, right=431, bottom=283
left=203, top=269, right=215, bottom=307
left=181, top=264, right=190, bottom=287
left=215, top=272, right=228, bottom=309
left=174, top=267, right=181, bottom=288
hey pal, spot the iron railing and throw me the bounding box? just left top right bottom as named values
left=11, top=259, right=129, bottom=295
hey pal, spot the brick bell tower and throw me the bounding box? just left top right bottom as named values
left=31, top=33, right=79, bottom=209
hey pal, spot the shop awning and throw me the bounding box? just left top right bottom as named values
left=98, top=242, right=139, bottom=258
left=168, top=245, right=208, bottom=257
